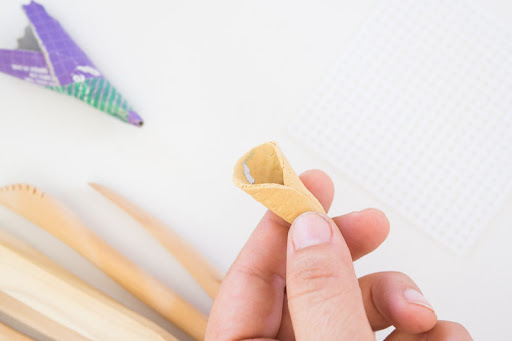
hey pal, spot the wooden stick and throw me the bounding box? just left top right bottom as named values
left=90, top=183, right=223, bottom=299
left=0, top=322, right=33, bottom=341
left=0, top=292, right=89, bottom=341
left=0, top=184, right=207, bottom=341
left=0, top=228, right=177, bottom=341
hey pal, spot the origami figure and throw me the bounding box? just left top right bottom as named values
left=0, top=1, right=143, bottom=126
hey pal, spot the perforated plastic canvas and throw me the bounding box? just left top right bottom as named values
left=290, top=0, right=512, bottom=253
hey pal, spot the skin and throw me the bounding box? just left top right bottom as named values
left=206, top=170, right=472, bottom=341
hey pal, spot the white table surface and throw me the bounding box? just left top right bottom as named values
left=1, top=1, right=511, bottom=340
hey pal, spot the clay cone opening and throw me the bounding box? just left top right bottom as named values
left=234, top=142, right=284, bottom=185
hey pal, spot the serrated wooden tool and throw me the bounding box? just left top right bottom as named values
left=89, top=183, right=223, bottom=299
left=0, top=228, right=177, bottom=341
left=0, top=322, right=33, bottom=341
left=0, top=184, right=207, bottom=341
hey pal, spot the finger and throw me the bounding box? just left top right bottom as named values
left=275, top=169, right=333, bottom=340
left=206, top=170, right=334, bottom=340
left=299, top=169, right=335, bottom=213
left=286, top=212, right=373, bottom=340
left=276, top=207, right=390, bottom=339
left=359, top=272, right=437, bottom=333
left=384, top=320, right=473, bottom=340
left=276, top=293, right=295, bottom=341
left=332, top=208, right=390, bottom=261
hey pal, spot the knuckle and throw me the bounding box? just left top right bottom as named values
left=288, top=282, right=346, bottom=308
left=371, top=271, right=415, bottom=292
left=440, top=321, right=472, bottom=335
left=287, top=255, right=350, bottom=304
left=231, top=262, right=285, bottom=289
left=289, top=260, right=339, bottom=283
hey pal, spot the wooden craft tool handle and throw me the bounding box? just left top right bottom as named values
left=0, top=322, right=33, bottom=341
left=90, top=183, right=223, bottom=299
left=0, top=185, right=207, bottom=340
left=0, top=228, right=177, bottom=341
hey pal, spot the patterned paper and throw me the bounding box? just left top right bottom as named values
left=0, top=1, right=143, bottom=126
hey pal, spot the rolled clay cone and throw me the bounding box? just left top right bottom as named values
left=233, top=141, right=325, bottom=224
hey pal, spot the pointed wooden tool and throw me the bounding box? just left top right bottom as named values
left=0, top=228, right=177, bottom=341
left=0, top=184, right=207, bottom=341
left=89, top=183, right=223, bottom=299
left=0, top=322, right=33, bottom=341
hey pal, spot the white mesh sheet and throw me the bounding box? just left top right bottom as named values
left=290, top=0, right=512, bottom=253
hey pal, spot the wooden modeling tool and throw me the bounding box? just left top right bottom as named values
left=0, top=322, right=33, bottom=341
left=89, top=183, right=223, bottom=299
left=0, top=229, right=177, bottom=341
left=0, top=184, right=207, bottom=341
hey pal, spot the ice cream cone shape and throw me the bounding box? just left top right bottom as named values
left=0, top=1, right=143, bottom=126
left=233, top=142, right=325, bottom=224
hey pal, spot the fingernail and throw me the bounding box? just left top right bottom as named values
left=292, top=212, right=332, bottom=250
left=404, top=289, right=435, bottom=312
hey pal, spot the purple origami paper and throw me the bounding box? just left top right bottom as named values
left=0, top=1, right=143, bottom=126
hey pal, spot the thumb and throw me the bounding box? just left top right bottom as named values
left=286, top=212, right=373, bottom=341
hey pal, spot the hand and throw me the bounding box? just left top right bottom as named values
left=206, top=170, right=472, bottom=340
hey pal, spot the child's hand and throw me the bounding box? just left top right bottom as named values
left=206, top=170, right=472, bottom=340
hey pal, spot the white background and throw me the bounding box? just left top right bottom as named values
left=0, top=1, right=511, bottom=340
